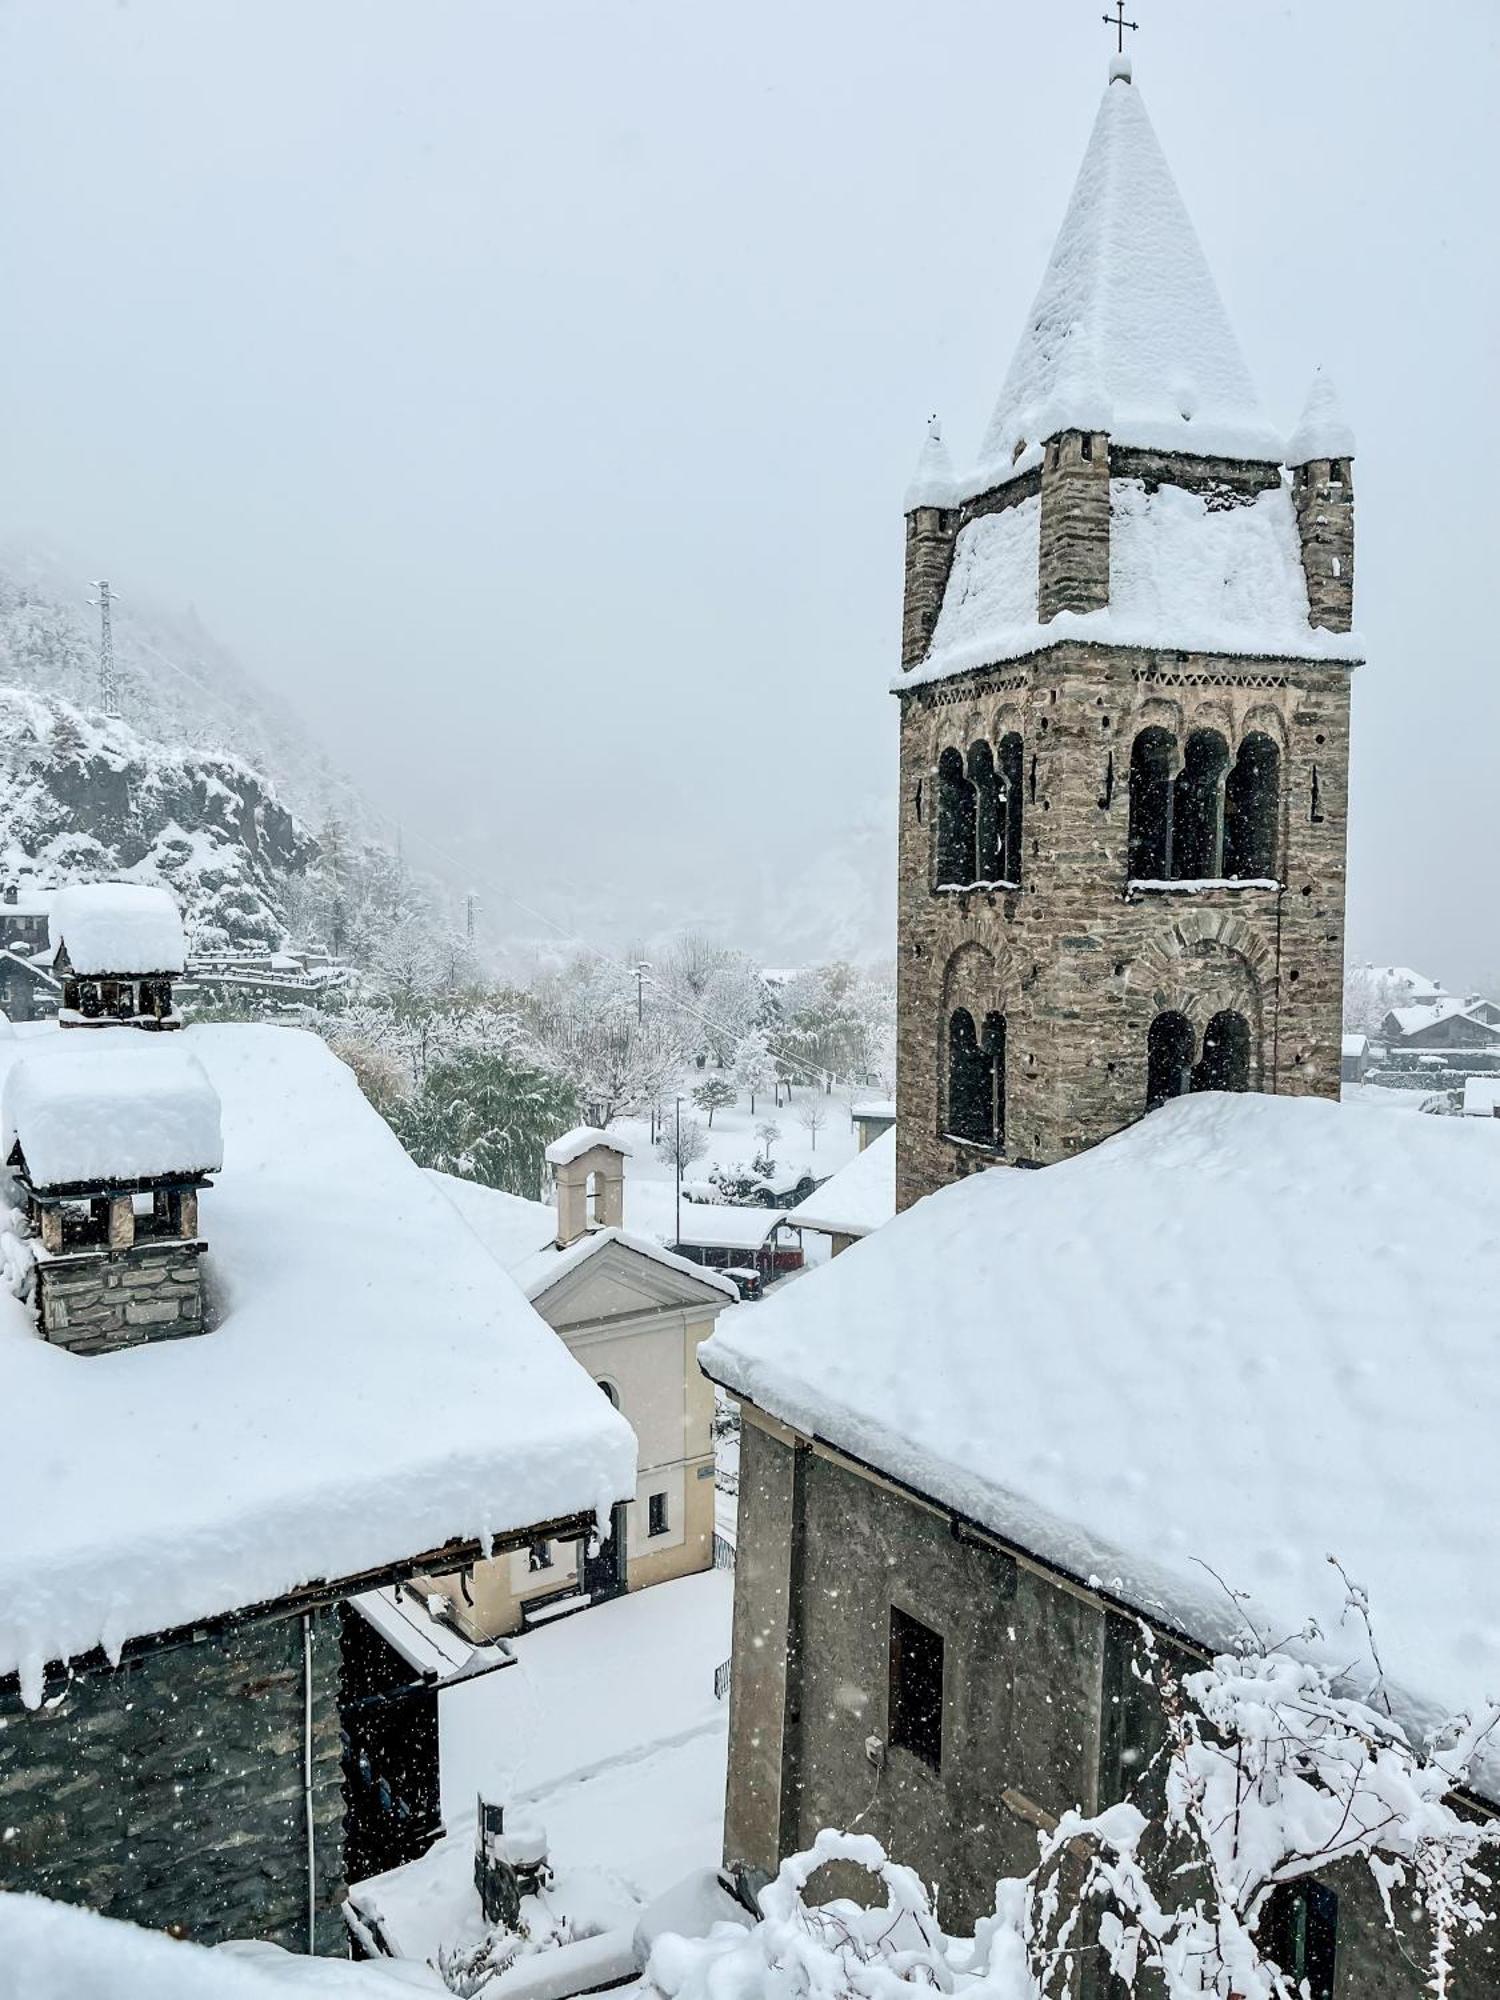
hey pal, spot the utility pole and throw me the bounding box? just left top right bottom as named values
left=635, top=960, right=651, bottom=1024
left=93, top=580, right=119, bottom=718
left=674, top=1095, right=683, bottom=1252
left=465, top=892, right=477, bottom=943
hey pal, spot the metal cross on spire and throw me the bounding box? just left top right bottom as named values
left=1102, top=0, right=1139, bottom=55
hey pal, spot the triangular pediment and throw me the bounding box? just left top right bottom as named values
left=531, top=1236, right=728, bottom=1330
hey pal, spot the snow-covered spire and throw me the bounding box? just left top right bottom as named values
left=1285, top=368, right=1356, bottom=466
left=903, top=415, right=956, bottom=511
left=975, top=76, right=1282, bottom=478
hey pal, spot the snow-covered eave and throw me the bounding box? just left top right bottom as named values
left=521, top=1225, right=739, bottom=1304
left=895, top=618, right=1365, bottom=694
left=0, top=1501, right=600, bottom=1705
left=704, top=1360, right=1500, bottom=1812
left=908, top=432, right=1289, bottom=514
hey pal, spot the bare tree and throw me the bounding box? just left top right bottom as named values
left=656, top=1115, right=708, bottom=1177
left=798, top=1098, right=826, bottom=1153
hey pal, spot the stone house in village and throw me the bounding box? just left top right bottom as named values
left=417, top=1126, right=735, bottom=1637
left=0, top=885, right=635, bottom=1953
left=703, top=57, right=1500, bottom=1999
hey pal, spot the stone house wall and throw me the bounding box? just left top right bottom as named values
left=0, top=1604, right=346, bottom=1953
left=895, top=642, right=1351, bottom=1208
left=724, top=1413, right=1491, bottom=1998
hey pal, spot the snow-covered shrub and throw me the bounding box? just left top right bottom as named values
left=647, top=1620, right=1500, bottom=2000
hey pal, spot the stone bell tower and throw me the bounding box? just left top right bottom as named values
left=894, top=57, right=1360, bottom=1211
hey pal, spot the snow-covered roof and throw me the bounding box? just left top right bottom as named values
left=1386, top=1000, right=1499, bottom=1039
left=910, top=478, right=1361, bottom=691
left=668, top=1201, right=792, bottom=1253
left=1363, top=965, right=1446, bottom=1001
left=851, top=1098, right=896, bottom=1123
left=545, top=1124, right=633, bottom=1167
left=5, top=1040, right=223, bottom=1188
left=48, top=882, right=187, bottom=976
left=0, top=1024, right=635, bottom=1705
left=429, top=1170, right=737, bottom=1304
left=1285, top=370, right=1356, bottom=466
left=1340, top=1033, right=1368, bottom=1058
left=352, top=1585, right=511, bottom=1686
left=787, top=1127, right=896, bottom=1241
left=0, top=1888, right=444, bottom=1993
left=1461, top=1079, right=1500, bottom=1118
left=702, top=1093, right=1500, bottom=1782
left=972, top=68, right=1283, bottom=485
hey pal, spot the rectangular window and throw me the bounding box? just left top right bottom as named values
left=647, top=1492, right=669, bottom=1537
left=528, top=1541, right=553, bottom=1572
left=888, top=1607, right=944, bottom=1770
left=1262, top=1882, right=1337, bottom=2000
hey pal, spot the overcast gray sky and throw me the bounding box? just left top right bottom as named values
left=0, top=0, right=1495, bottom=975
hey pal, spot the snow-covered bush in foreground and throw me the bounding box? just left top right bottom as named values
left=648, top=1629, right=1500, bottom=2000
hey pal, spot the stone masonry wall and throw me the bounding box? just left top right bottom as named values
left=1294, top=460, right=1356, bottom=632
left=1037, top=431, right=1110, bottom=620
left=0, top=1605, right=347, bottom=1953
left=895, top=641, right=1351, bottom=1209
left=723, top=1417, right=1493, bottom=1997
left=36, top=1240, right=206, bottom=1354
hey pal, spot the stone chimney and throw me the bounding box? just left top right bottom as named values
left=5, top=1043, right=222, bottom=1354
left=544, top=1126, right=632, bottom=1250
left=49, top=883, right=188, bottom=1032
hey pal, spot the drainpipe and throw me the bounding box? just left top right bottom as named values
left=302, top=1612, right=317, bottom=1955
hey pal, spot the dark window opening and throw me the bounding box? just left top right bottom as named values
left=1028, top=752, right=1037, bottom=804
left=528, top=1541, right=553, bottom=1572
left=1261, top=1882, right=1338, bottom=2000
left=889, top=1606, right=943, bottom=1770
left=1080, top=432, right=1094, bottom=461
left=1223, top=732, right=1280, bottom=880
left=1310, top=763, right=1325, bottom=823
left=597, top=1379, right=619, bottom=1407
left=914, top=778, right=923, bottom=824
left=1146, top=1011, right=1195, bottom=1112
left=936, top=748, right=976, bottom=887
left=1128, top=728, right=1176, bottom=879
left=983, top=1011, right=1006, bottom=1151
left=967, top=740, right=1001, bottom=882
left=1193, top=1010, right=1251, bottom=1094
left=1171, top=729, right=1230, bottom=880
left=947, top=1008, right=998, bottom=1147
left=647, top=1492, right=669, bottom=1537
left=997, top=733, right=1024, bottom=884
left=1098, top=748, right=1114, bottom=812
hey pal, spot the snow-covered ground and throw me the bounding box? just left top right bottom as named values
left=354, top=1572, right=735, bottom=1969
left=609, top=1080, right=863, bottom=1206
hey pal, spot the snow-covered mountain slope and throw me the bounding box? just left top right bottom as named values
left=0, top=687, right=314, bottom=950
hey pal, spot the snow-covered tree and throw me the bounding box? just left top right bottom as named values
left=692, top=1077, right=736, bottom=1127
left=385, top=1046, right=577, bottom=1200
left=734, top=1029, right=777, bottom=1113
left=798, top=1098, right=826, bottom=1152
left=656, top=1115, right=708, bottom=1178
left=754, top=1120, right=781, bottom=1171
left=1343, top=964, right=1415, bottom=1036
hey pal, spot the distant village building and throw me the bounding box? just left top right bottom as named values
left=0, top=890, right=635, bottom=1952
left=850, top=1098, right=895, bottom=1151
left=48, top=880, right=186, bottom=1030
left=705, top=55, right=1494, bottom=1999
left=416, top=1127, right=735, bottom=1637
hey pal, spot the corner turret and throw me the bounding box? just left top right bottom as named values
left=1287, top=371, right=1356, bottom=633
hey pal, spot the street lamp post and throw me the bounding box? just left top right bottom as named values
left=674, top=1095, right=683, bottom=1252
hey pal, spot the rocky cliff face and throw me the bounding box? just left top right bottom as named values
left=0, top=689, right=314, bottom=950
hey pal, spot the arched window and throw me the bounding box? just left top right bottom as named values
left=1146, top=1011, right=1195, bottom=1112
left=967, top=741, right=1001, bottom=883
left=946, top=1008, right=996, bottom=1145
left=596, top=1379, right=620, bottom=1407
left=997, top=732, right=1024, bottom=885
left=982, top=1011, right=1006, bottom=1150
left=1128, top=729, right=1176, bottom=880
left=1193, top=1010, right=1251, bottom=1093
left=1223, top=733, right=1281, bottom=881
left=936, top=748, right=976, bottom=887
left=1172, top=730, right=1231, bottom=880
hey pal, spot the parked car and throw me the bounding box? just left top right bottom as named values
left=708, top=1160, right=817, bottom=1209
left=721, top=1266, right=763, bottom=1302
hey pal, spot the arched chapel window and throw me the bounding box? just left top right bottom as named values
left=1146, top=1011, right=1195, bottom=1112
left=997, top=733, right=1024, bottom=885
left=1223, top=734, right=1280, bottom=881
left=1128, top=729, right=1176, bottom=880
left=1172, top=730, right=1231, bottom=881
left=1193, top=1011, right=1251, bottom=1094
left=937, top=749, right=976, bottom=888
left=967, top=741, right=1001, bottom=883
left=946, top=1008, right=998, bottom=1146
